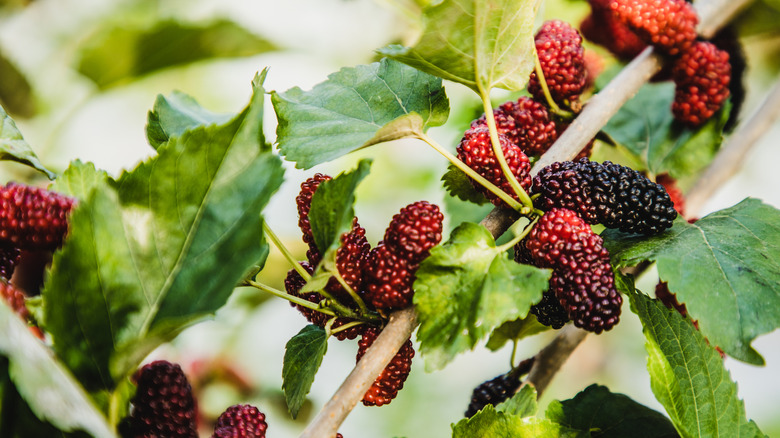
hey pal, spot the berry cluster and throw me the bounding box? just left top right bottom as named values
left=523, top=208, right=622, bottom=333
left=533, top=158, right=678, bottom=235
left=581, top=0, right=731, bottom=127
left=457, top=21, right=593, bottom=207
left=287, top=175, right=444, bottom=405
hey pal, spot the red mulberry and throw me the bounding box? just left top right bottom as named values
left=529, top=20, right=588, bottom=105
left=671, top=41, right=731, bottom=127
left=124, top=360, right=198, bottom=438
left=383, top=201, right=443, bottom=264
left=212, top=404, right=267, bottom=438
left=356, top=326, right=415, bottom=407
left=0, top=183, right=75, bottom=250
left=610, top=0, right=698, bottom=56
left=363, top=243, right=417, bottom=311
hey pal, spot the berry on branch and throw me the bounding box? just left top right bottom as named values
left=212, top=404, right=268, bottom=438
left=0, top=182, right=75, bottom=250
left=671, top=41, right=731, bottom=127
left=528, top=20, right=588, bottom=106
left=123, top=360, right=198, bottom=438
left=356, top=326, right=415, bottom=407
left=363, top=243, right=417, bottom=311
left=383, top=201, right=443, bottom=264
left=610, top=0, right=698, bottom=56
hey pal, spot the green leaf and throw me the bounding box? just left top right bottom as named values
left=452, top=404, right=586, bottom=438
left=603, top=198, right=780, bottom=364
left=414, top=222, right=551, bottom=370
left=309, top=159, right=372, bottom=257
left=0, top=104, right=55, bottom=179
left=272, top=58, right=449, bottom=169
left=629, top=285, right=766, bottom=438
left=0, top=302, right=116, bottom=438
left=146, top=91, right=233, bottom=149
left=48, top=160, right=109, bottom=201
left=602, top=82, right=729, bottom=179
left=486, top=316, right=549, bottom=351
left=545, top=384, right=678, bottom=438
left=379, top=0, right=537, bottom=93
left=43, top=77, right=284, bottom=389
left=77, top=19, right=276, bottom=88
left=495, top=384, right=537, bottom=418
left=442, top=163, right=490, bottom=205
left=282, top=325, right=328, bottom=419
left=0, top=48, right=35, bottom=118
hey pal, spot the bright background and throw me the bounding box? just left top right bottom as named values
left=1, top=0, right=779, bottom=436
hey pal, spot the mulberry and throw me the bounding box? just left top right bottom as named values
left=530, top=289, right=570, bottom=329
left=464, top=372, right=522, bottom=417
left=296, top=173, right=332, bottom=250
left=212, top=404, right=267, bottom=438
left=533, top=158, right=677, bottom=235
left=580, top=5, right=647, bottom=60
left=356, top=326, right=415, bottom=407
left=550, top=257, right=622, bottom=333
left=124, top=360, right=198, bottom=438
left=383, top=201, right=443, bottom=264
left=671, top=41, right=731, bottom=127
left=457, top=127, right=532, bottom=207
left=525, top=208, right=594, bottom=269
left=529, top=20, right=588, bottom=105
left=363, top=243, right=417, bottom=311
left=0, top=183, right=75, bottom=250
left=610, top=0, right=698, bottom=56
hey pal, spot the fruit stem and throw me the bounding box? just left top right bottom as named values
left=330, top=320, right=366, bottom=337
left=332, top=268, right=370, bottom=315
left=262, top=222, right=311, bottom=282
left=533, top=50, right=572, bottom=119
left=496, top=216, right=539, bottom=253
left=510, top=338, right=519, bottom=369
left=416, top=132, right=523, bottom=211
left=247, top=279, right=337, bottom=317
left=478, top=90, right=535, bottom=211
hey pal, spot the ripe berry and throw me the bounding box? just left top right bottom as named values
left=533, top=158, right=678, bottom=235
left=528, top=20, right=588, bottom=105
left=550, top=257, right=622, bottom=333
left=671, top=41, right=731, bottom=127
left=363, top=243, right=417, bottom=311
left=0, top=245, right=20, bottom=280
left=0, top=183, right=75, bottom=250
left=212, top=404, right=268, bottom=438
left=464, top=372, right=522, bottom=417
left=580, top=4, right=647, bottom=60
left=531, top=289, right=570, bottom=329
left=356, top=326, right=415, bottom=407
left=457, top=127, right=532, bottom=207
left=124, top=360, right=198, bottom=438
left=383, top=201, right=443, bottom=264
left=610, top=0, right=698, bottom=56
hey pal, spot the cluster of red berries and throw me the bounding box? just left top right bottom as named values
left=286, top=174, right=444, bottom=406
left=457, top=20, right=592, bottom=208
left=121, top=360, right=346, bottom=437
left=581, top=0, right=731, bottom=127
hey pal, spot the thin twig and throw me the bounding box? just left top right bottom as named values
left=685, top=80, right=780, bottom=218
left=299, top=0, right=754, bottom=434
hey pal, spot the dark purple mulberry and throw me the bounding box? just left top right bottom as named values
left=124, top=360, right=198, bottom=438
